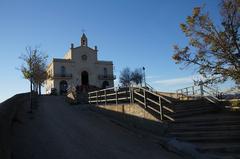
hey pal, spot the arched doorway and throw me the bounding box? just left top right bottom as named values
left=81, top=71, right=89, bottom=85
left=102, top=81, right=109, bottom=89
left=59, top=80, right=68, bottom=95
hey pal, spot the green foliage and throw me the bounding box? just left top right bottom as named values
left=172, top=0, right=240, bottom=85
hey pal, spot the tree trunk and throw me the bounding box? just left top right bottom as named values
left=30, top=79, right=33, bottom=113
left=38, top=84, right=41, bottom=95
left=30, top=80, right=33, bottom=93
left=33, top=83, right=38, bottom=94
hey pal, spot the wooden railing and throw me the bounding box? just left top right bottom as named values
left=176, top=85, right=202, bottom=100
left=88, top=87, right=131, bottom=105
left=88, top=86, right=175, bottom=121
left=176, top=85, right=220, bottom=103
left=133, top=87, right=174, bottom=121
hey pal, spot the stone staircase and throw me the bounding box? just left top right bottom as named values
left=88, top=86, right=240, bottom=157
left=163, top=97, right=240, bottom=158
left=138, top=87, right=240, bottom=157
left=170, top=99, right=222, bottom=119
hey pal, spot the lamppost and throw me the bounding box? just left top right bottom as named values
left=142, top=67, right=146, bottom=87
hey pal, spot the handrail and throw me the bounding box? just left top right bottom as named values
left=88, top=86, right=116, bottom=94
left=136, top=86, right=172, bottom=104
left=88, top=86, right=175, bottom=122
left=203, top=90, right=220, bottom=102
left=176, top=86, right=195, bottom=93
left=203, top=85, right=219, bottom=96
left=176, top=84, right=221, bottom=103
left=145, top=82, right=155, bottom=92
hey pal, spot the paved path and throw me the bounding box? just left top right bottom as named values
left=12, top=96, right=182, bottom=159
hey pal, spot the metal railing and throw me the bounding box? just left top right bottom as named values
left=88, top=86, right=175, bottom=121
left=145, top=82, right=157, bottom=92
left=176, top=85, right=220, bottom=103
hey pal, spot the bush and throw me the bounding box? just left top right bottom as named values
left=231, top=100, right=240, bottom=107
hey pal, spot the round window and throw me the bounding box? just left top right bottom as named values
left=82, top=55, right=87, bottom=61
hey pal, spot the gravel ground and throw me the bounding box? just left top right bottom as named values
left=11, top=95, right=183, bottom=159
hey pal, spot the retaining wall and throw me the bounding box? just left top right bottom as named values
left=0, top=93, right=29, bottom=159
left=93, top=103, right=168, bottom=136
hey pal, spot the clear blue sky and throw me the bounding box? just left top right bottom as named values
left=1, top=0, right=229, bottom=102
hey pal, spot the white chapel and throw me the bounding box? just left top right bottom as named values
left=45, top=34, right=115, bottom=95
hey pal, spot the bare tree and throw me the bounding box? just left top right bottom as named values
left=119, top=67, right=132, bottom=87
left=131, top=68, right=144, bottom=86
left=19, top=46, right=48, bottom=94
left=172, top=0, right=240, bottom=86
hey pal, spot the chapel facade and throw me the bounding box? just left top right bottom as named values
left=45, top=34, right=115, bottom=95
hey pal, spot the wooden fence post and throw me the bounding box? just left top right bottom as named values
left=116, top=89, right=118, bottom=105
left=159, top=96, right=163, bottom=121
left=96, top=92, right=98, bottom=105
left=88, top=93, right=90, bottom=104
left=132, top=87, right=134, bottom=103
left=104, top=90, right=107, bottom=105
left=143, top=89, right=147, bottom=108
left=129, top=87, right=132, bottom=103
left=181, top=89, right=183, bottom=100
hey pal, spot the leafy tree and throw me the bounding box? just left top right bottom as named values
left=19, top=46, right=48, bottom=94
left=119, top=67, right=132, bottom=87
left=131, top=68, right=144, bottom=86
left=172, top=0, right=240, bottom=85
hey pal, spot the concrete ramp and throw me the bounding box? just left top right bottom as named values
left=10, top=95, right=182, bottom=159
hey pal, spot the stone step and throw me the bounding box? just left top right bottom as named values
left=172, top=115, right=240, bottom=123
left=173, top=113, right=240, bottom=123
left=170, top=109, right=218, bottom=119
left=173, top=103, right=214, bottom=107
left=172, top=103, right=220, bottom=110
left=174, top=135, right=240, bottom=143
left=169, top=130, right=240, bottom=140
left=170, top=122, right=240, bottom=131
left=173, top=99, right=209, bottom=105
left=173, top=105, right=219, bottom=114
left=174, top=111, right=240, bottom=119
left=168, top=125, right=240, bottom=132
left=197, top=143, right=240, bottom=154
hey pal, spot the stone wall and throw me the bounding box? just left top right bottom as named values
left=0, top=93, right=29, bottom=159
left=96, top=103, right=159, bottom=122
left=93, top=103, right=168, bottom=136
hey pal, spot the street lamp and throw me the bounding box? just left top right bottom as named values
left=142, top=67, right=146, bottom=87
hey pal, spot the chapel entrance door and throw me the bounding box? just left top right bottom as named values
left=81, top=71, right=89, bottom=86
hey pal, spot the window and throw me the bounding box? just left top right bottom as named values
left=104, top=68, right=107, bottom=77
left=82, top=55, right=87, bottom=61
left=61, top=66, right=66, bottom=77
